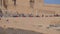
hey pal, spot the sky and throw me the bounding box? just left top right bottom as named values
left=44, top=0, right=60, bottom=4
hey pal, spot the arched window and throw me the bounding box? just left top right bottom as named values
left=29, top=0, right=35, bottom=8
left=3, top=0, right=8, bottom=9
left=12, top=0, right=16, bottom=6
left=0, top=0, right=2, bottom=7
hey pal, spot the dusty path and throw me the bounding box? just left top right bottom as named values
left=0, top=17, right=60, bottom=34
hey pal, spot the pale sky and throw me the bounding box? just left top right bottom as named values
left=44, top=0, right=60, bottom=4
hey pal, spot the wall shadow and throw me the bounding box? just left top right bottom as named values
left=0, top=27, right=43, bottom=34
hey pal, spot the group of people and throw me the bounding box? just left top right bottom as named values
left=0, top=8, right=60, bottom=17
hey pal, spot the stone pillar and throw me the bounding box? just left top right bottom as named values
left=33, top=0, right=43, bottom=16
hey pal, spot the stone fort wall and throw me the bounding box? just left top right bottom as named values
left=0, top=0, right=60, bottom=16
